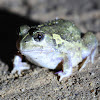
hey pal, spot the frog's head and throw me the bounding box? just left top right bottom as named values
left=18, top=19, right=81, bottom=54
left=19, top=25, right=55, bottom=54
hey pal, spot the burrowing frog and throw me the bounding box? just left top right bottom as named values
left=11, top=19, right=98, bottom=81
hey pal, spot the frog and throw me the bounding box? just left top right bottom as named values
left=11, top=19, right=98, bottom=81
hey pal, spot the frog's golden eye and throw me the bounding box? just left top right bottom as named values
left=33, top=32, right=44, bottom=42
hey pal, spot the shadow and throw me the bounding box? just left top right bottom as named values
left=0, top=9, right=40, bottom=72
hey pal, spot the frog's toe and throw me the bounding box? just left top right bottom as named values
left=11, top=62, right=30, bottom=75
left=58, top=68, right=72, bottom=81
left=11, top=55, right=30, bottom=75
left=90, top=47, right=97, bottom=64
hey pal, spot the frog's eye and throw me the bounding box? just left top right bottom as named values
left=28, top=28, right=44, bottom=42
left=33, top=32, right=44, bottom=42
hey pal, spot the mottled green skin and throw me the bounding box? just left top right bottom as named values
left=20, top=19, right=97, bottom=54
left=20, top=19, right=82, bottom=50
left=37, top=19, right=81, bottom=41
left=19, top=19, right=98, bottom=81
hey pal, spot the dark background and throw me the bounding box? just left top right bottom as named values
left=0, top=10, right=40, bottom=70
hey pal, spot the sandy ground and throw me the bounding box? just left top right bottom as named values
left=0, top=0, right=100, bottom=100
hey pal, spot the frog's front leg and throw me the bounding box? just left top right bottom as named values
left=11, top=55, right=30, bottom=75
left=57, top=56, right=72, bottom=81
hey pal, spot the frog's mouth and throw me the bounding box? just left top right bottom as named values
left=19, top=41, right=56, bottom=54
left=19, top=40, right=55, bottom=53
left=20, top=47, right=55, bottom=53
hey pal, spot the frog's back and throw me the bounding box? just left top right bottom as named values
left=37, top=19, right=81, bottom=42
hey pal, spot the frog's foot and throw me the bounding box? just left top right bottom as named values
left=11, top=55, right=30, bottom=75
left=80, top=47, right=97, bottom=71
left=90, top=47, right=97, bottom=64
left=57, top=67, right=72, bottom=81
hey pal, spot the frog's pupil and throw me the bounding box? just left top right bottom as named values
left=38, top=35, right=41, bottom=39
left=34, top=32, right=44, bottom=42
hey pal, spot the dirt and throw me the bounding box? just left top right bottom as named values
left=0, top=0, right=100, bottom=100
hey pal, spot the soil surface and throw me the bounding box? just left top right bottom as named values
left=0, top=0, right=100, bottom=100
